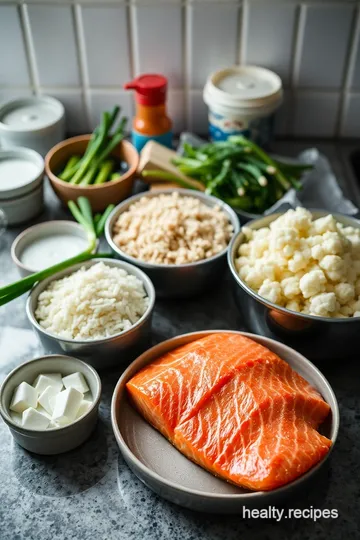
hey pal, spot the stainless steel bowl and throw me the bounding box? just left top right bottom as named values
left=105, top=189, right=240, bottom=298
left=228, top=210, right=360, bottom=363
left=26, top=258, right=155, bottom=370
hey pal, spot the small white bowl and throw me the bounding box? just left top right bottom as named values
left=11, top=220, right=93, bottom=277
left=0, top=354, right=101, bottom=455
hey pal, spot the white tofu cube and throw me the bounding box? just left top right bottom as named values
left=76, top=400, right=92, bottom=419
left=48, top=419, right=60, bottom=429
left=22, top=407, right=50, bottom=430
left=37, top=405, right=52, bottom=420
left=62, top=372, right=89, bottom=394
left=38, top=386, right=59, bottom=415
left=33, top=374, right=63, bottom=396
left=10, top=382, right=37, bottom=413
left=52, top=387, right=83, bottom=426
left=10, top=412, right=22, bottom=425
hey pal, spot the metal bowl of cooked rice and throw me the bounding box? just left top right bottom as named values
left=26, top=258, right=155, bottom=370
left=105, top=189, right=240, bottom=299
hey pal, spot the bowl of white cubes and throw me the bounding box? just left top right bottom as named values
left=0, top=354, right=101, bottom=454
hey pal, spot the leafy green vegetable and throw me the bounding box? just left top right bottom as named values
left=142, top=136, right=312, bottom=214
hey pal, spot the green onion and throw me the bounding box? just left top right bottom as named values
left=94, top=160, right=114, bottom=185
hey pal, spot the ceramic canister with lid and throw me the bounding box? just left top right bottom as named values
left=203, top=66, right=283, bottom=146
left=0, top=147, right=44, bottom=226
left=0, top=96, right=65, bottom=157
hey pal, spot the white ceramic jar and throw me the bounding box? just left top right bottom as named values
left=203, top=66, right=283, bottom=146
left=0, top=96, right=65, bottom=157
left=0, top=147, right=44, bottom=226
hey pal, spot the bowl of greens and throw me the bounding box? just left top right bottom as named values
left=45, top=106, right=139, bottom=212
left=143, top=135, right=312, bottom=222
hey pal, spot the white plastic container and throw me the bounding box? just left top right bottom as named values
left=203, top=66, right=283, bottom=146
left=0, top=147, right=44, bottom=226
left=0, top=96, right=65, bottom=157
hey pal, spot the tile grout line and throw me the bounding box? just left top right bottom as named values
left=337, top=4, right=360, bottom=137
left=288, top=2, right=307, bottom=136
left=73, top=3, right=91, bottom=131
left=19, top=3, right=40, bottom=95
left=184, top=0, right=192, bottom=131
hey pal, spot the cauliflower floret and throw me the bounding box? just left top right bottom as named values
left=319, top=255, right=345, bottom=282
left=286, top=299, right=301, bottom=312
left=246, top=268, right=265, bottom=289
left=239, top=243, right=250, bottom=256
left=257, top=262, right=277, bottom=282
left=288, top=250, right=310, bottom=273
left=242, top=227, right=253, bottom=241
left=281, top=276, right=301, bottom=299
left=311, top=214, right=338, bottom=235
left=309, top=292, right=337, bottom=317
left=348, top=235, right=360, bottom=258
left=269, top=227, right=299, bottom=256
left=250, top=238, right=268, bottom=259
left=311, top=244, right=325, bottom=261
left=299, top=270, right=327, bottom=298
left=258, top=279, right=283, bottom=304
left=238, top=264, right=251, bottom=281
left=255, top=227, right=271, bottom=239
left=334, top=282, right=355, bottom=305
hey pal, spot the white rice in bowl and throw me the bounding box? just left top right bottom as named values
left=35, top=262, right=150, bottom=340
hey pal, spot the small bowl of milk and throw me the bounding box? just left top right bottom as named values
left=0, top=147, right=44, bottom=226
left=11, top=220, right=95, bottom=277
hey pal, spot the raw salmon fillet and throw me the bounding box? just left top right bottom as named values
left=127, top=333, right=331, bottom=491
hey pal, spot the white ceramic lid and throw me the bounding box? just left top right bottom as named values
left=204, top=65, right=283, bottom=111
left=0, top=96, right=64, bottom=133
left=0, top=148, right=44, bottom=200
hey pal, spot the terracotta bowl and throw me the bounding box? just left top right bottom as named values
left=45, top=134, right=139, bottom=212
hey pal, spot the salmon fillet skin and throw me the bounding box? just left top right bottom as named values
left=126, top=333, right=332, bottom=491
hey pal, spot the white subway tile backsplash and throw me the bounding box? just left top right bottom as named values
left=44, top=90, right=88, bottom=134
left=132, top=4, right=183, bottom=88
left=0, top=6, right=30, bottom=87
left=187, top=2, right=239, bottom=89
left=188, top=90, right=208, bottom=135
left=298, top=4, right=354, bottom=89
left=167, top=90, right=186, bottom=134
left=0, top=88, right=33, bottom=106
left=0, top=0, right=358, bottom=139
left=81, top=6, right=130, bottom=87
left=292, top=91, right=340, bottom=137
left=88, top=91, right=133, bottom=132
left=27, top=5, right=80, bottom=87
left=341, top=93, right=360, bottom=137
left=244, top=1, right=297, bottom=87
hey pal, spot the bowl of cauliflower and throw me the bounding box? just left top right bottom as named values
left=228, top=207, right=360, bottom=361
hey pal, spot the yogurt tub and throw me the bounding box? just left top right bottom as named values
left=11, top=220, right=92, bottom=277
left=203, top=66, right=283, bottom=146
left=0, top=96, right=65, bottom=157
left=0, top=147, right=44, bottom=226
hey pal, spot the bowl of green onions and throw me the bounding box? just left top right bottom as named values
left=45, top=107, right=139, bottom=212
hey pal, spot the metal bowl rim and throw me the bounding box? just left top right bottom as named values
left=228, top=209, right=360, bottom=324
left=105, top=188, right=240, bottom=269
left=111, top=329, right=339, bottom=501
left=26, top=258, right=156, bottom=345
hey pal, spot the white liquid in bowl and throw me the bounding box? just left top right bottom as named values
left=0, top=158, right=39, bottom=191
left=20, top=234, right=88, bottom=271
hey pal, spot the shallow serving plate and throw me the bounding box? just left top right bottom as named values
left=111, top=330, right=339, bottom=514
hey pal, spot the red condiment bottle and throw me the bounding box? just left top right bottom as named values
left=124, top=74, right=173, bottom=152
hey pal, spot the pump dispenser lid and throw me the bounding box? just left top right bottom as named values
left=124, top=74, right=168, bottom=106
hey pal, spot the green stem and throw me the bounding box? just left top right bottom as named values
left=95, top=204, right=115, bottom=237
left=77, top=197, right=96, bottom=235
left=94, top=160, right=114, bottom=185
left=59, top=155, right=81, bottom=181
left=79, top=164, right=98, bottom=186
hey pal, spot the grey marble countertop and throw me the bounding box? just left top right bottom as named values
left=1, top=140, right=360, bottom=540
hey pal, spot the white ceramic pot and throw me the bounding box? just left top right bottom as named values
left=0, top=96, right=65, bottom=157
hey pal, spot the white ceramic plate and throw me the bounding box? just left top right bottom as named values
left=111, top=330, right=339, bottom=513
